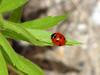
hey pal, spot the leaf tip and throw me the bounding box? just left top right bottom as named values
left=66, top=39, right=82, bottom=46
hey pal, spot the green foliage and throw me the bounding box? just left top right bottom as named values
left=0, top=48, right=8, bottom=75
left=0, top=0, right=28, bottom=13
left=0, top=0, right=81, bottom=75
left=22, top=15, right=67, bottom=29
left=0, top=33, right=44, bottom=75
left=9, top=7, right=23, bottom=22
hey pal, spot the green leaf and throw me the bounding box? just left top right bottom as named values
left=65, top=34, right=81, bottom=46
left=2, top=29, right=51, bottom=46
left=66, top=39, right=81, bottom=46
left=2, top=28, right=81, bottom=46
left=26, top=29, right=52, bottom=44
left=0, top=48, right=24, bottom=75
left=0, top=33, right=44, bottom=75
left=27, top=29, right=81, bottom=46
left=18, top=54, right=44, bottom=75
left=2, top=29, right=52, bottom=46
left=1, top=20, right=49, bottom=46
left=22, top=15, right=67, bottom=29
left=2, top=29, right=28, bottom=41
left=1, top=14, right=80, bottom=46
left=9, top=7, right=23, bottom=22
left=0, top=33, right=18, bottom=64
left=0, top=0, right=28, bottom=13
left=0, top=48, right=8, bottom=75
left=0, top=47, right=11, bottom=64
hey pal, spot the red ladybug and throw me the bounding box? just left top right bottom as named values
left=51, top=32, right=66, bottom=46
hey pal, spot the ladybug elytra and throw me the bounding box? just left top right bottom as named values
left=51, top=32, right=66, bottom=46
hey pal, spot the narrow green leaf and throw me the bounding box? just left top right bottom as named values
left=0, top=48, right=8, bottom=75
left=65, top=34, right=81, bottom=46
left=0, top=33, right=44, bottom=75
left=27, top=29, right=81, bottom=46
left=0, top=33, right=18, bottom=64
left=18, top=54, right=44, bottom=75
left=22, top=15, right=67, bottom=29
left=1, top=13, right=80, bottom=46
left=2, top=29, right=52, bottom=46
left=2, top=28, right=81, bottom=46
left=0, top=48, right=24, bottom=75
left=2, top=29, right=28, bottom=41
left=26, top=29, right=52, bottom=44
left=0, top=0, right=28, bottom=13
left=0, top=47, right=11, bottom=64
left=9, top=7, right=23, bottom=22
left=66, top=39, right=81, bottom=46
left=2, top=20, right=48, bottom=46
left=0, top=0, right=1, bottom=4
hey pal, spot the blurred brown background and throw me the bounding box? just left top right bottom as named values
left=9, top=0, right=100, bottom=75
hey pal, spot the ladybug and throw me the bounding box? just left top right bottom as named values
left=51, top=32, right=66, bottom=46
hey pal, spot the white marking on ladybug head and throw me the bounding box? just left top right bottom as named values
left=56, top=37, right=60, bottom=41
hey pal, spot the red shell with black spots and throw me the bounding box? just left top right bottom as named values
left=51, top=32, right=66, bottom=46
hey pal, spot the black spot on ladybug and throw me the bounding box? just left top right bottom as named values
left=56, top=40, right=59, bottom=42
left=63, top=38, right=65, bottom=40
left=59, top=36, right=62, bottom=39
